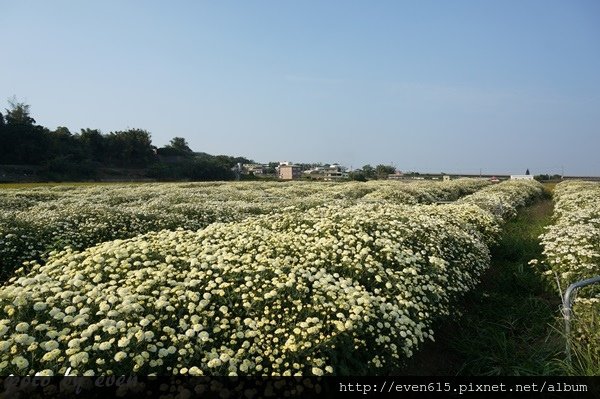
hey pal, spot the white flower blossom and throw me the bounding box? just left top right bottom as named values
left=0, top=180, right=541, bottom=375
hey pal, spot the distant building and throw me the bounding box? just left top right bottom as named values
left=300, top=163, right=349, bottom=180
left=278, top=164, right=302, bottom=180
left=242, top=163, right=266, bottom=175
left=324, top=171, right=349, bottom=181
left=510, top=175, right=534, bottom=180
left=442, top=175, right=451, bottom=181
left=388, top=171, right=405, bottom=180
left=323, top=164, right=348, bottom=181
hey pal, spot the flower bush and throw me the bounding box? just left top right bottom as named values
left=0, top=180, right=488, bottom=279
left=0, top=180, right=542, bottom=375
left=457, top=180, right=544, bottom=221
left=536, top=181, right=600, bottom=355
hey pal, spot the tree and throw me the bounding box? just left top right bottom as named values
left=47, top=126, right=81, bottom=159
left=214, top=154, right=252, bottom=169
left=525, top=168, right=530, bottom=175
left=167, top=137, right=193, bottom=153
left=361, top=164, right=376, bottom=179
left=349, top=170, right=367, bottom=181
left=5, top=97, right=36, bottom=125
left=105, top=129, right=155, bottom=167
left=148, top=157, right=235, bottom=181
left=79, top=128, right=106, bottom=162
left=375, top=164, right=396, bottom=179
left=1, top=98, right=49, bottom=164
left=266, top=162, right=279, bottom=175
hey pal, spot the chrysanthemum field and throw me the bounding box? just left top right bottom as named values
left=3, top=179, right=595, bottom=376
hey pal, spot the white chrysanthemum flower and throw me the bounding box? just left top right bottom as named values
left=98, top=342, right=112, bottom=351
left=69, top=352, right=89, bottom=367
left=15, top=322, right=30, bottom=333
left=14, top=334, right=35, bottom=345
left=64, top=306, right=77, bottom=314
left=43, top=340, right=60, bottom=351
left=11, top=356, right=29, bottom=370
left=42, top=349, right=61, bottom=362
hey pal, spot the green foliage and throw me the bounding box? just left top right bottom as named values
left=534, top=174, right=563, bottom=181
left=0, top=99, right=50, bottom=165
left=557, top=327, right=600, bottom=376
left=168, top=137, right=192, bottom=153
left=375, top=164, right=395, bottom=179
left=104, top=129, right=156, bottom=168
left=5, top=97, right=36, bottom=126
left=354, top=164, right=396, bottom=180
left=349, top=170, right=367, bottom=181
left=147, top=158, right=234, bottom=181
left=78, top=128, right=106, bottom=163
left=40, top=156, right=98, bottom=181
left=0, top=99, right=252, bottom=182
left=361, top=164, right=375, bottom=179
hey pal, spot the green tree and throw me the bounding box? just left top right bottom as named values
left=47, top=127, right=79, bottom=157
left=375, top=164, right=395, bottom=179
left=349, top=170, right=367, bottom=181
left=5, top=98, right=36, bottom=126
left=167, top=137, right=193, bottom=153
left=105, top=129, right=155, bottom=167
left=266, top=162, right=279, bottom=174
left=361, top=164, right=376, bottom=179
left=1, top=98, right=49, bottom=164
left=79, top=128, right=106, bottom=163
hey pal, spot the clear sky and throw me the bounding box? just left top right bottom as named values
left=1, top=0, right=599, bottom=175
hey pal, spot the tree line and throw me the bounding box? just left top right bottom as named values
left=348, top=164, right=396, bottom=181
left=0, top=99, right=251, bottom=181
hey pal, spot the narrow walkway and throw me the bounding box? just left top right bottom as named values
left=399, top=196, right=564, bottom=375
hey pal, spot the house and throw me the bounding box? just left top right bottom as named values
left=324, top=170, right=349, bottom=181
left=278, top=164, right=302, bottom=180
left=510, top=175, right=534, bottom=180
left=388, top=171, right=406, bottom=180
left=323, top=164, right=348, bottom=181
left=242, top=163, right=266, bottom=175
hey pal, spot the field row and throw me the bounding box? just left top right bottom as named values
left=536, top=181, right=600, bottom=355
left=0, top=179, right=489, bottom=278
left=0, top=180, right=543, bottom=375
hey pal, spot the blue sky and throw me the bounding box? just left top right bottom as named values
left=1, top=0, right=599, bottom=175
